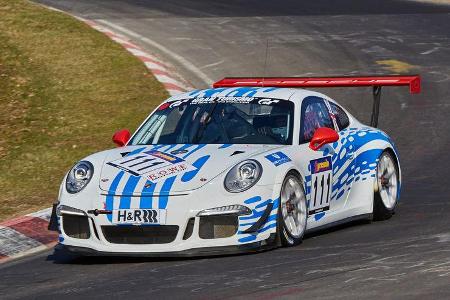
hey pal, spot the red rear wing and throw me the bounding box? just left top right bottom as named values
left=212, top=75, right=421, bottom=128
left=213, top=75, right=421, bottom=94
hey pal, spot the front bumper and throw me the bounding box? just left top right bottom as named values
left=54, top=184, right=281, bottom=255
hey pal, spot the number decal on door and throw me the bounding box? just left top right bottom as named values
left=309, top=157, right=333, bottom=215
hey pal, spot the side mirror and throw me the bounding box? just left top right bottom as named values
left=309, top=127, right=339, bottom=151
left=112, top=129, right=130, bottom=147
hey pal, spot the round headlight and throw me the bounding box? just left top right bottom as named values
left=66, top=161, right=94, bottom=194
left=224, top=160, right=262, bottom=193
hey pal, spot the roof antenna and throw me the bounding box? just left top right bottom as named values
left=262, top=39, right=269, bottom=87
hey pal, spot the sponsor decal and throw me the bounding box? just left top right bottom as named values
left=112, top=209, right=167, bottom=224
left=258, top=98, right=279, bottom=105
left=191, top=96, right=255, bottom=104
left=147, top=163, right=189, bottom=181
left=311, top=156, right=332, bottom=174
left=161, top=97, right=285, bottom=107
left=145, top=150, right=183, bottom=163
left=265, top=151, right=291, bottom=166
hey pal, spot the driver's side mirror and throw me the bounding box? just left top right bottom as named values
left=309, top=127, right=339, bottom=151
left=112, top=129, right=130, bottom=147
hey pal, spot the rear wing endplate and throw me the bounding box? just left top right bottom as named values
left=213, top=75, right=421, bottom=127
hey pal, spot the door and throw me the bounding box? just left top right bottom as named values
left=299, top=96, right=337, bottom=218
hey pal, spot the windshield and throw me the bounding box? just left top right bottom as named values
left=130, top=97, right=294, bottom=145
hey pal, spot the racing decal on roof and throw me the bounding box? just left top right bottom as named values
left=265, top=151, right=291, bottom=166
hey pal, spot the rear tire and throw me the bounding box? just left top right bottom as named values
left=277, top=172, right=308, bottom=246
left=373, top=151, right=399, bottom=221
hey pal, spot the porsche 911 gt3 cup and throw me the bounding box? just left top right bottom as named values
left=49, top=75, right=421, bottom=256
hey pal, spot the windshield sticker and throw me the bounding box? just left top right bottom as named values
left=165, top=97, right=285, bottom=107
left=258, top=98, right=280, bottom=105
left=265, top=151, right=291, bottom=166
left=192, top=96, right=255, bottom=104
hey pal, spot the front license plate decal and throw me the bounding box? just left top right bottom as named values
left=112, top=209, right=167, bottom=225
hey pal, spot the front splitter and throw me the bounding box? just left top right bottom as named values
left=56, top=233, right=278, bottom=258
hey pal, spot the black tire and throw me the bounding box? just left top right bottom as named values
left=277, top=172, right=308, bottom=246
left=373, top=150, right=399, bottom=221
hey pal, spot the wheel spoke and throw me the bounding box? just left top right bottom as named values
left=377, top=153, right=398, bottom=210
left=280, top=175, right=307, bottom=240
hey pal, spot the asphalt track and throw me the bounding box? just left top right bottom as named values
left=2, top=1, right=450, bottom=299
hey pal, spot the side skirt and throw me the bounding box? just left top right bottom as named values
left=305, top=213, right=372, bottom=235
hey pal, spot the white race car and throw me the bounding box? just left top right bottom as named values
left=49, top=75, right=420, bottom=256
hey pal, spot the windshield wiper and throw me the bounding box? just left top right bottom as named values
left=193, top=100, right=218, bottom=143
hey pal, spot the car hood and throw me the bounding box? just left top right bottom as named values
left=99, top=144, right=282, bottom=195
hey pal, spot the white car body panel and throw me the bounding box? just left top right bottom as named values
left=56, top=87, right=401, bottom=255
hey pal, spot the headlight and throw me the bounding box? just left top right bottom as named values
left=224, top=160, right=262, bottom=193
left=66, top=161, right=94, bottom=194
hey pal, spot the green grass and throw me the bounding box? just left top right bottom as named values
left=0, top=0, right=168, bottom=221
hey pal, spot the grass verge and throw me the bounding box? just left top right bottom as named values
left=0, top=0, right=168, bottom=221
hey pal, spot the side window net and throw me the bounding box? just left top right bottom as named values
left=330, top=102, right=350, bottom=131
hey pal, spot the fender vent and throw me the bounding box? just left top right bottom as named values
left=199, top=216, right=238, bottom=239
left=62, top=215, right=90, bottom=239
left=183, top=218, right=195, bottom=240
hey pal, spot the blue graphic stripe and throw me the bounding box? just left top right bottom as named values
left=181, top=155, right=210, bottom=182
left=151, top=145, right=165, bottom=151
left=139, top=181, right=156, bottom=209
left=183, top=144, right=206, bottom=159
left=237, top=198, right=280, bottom=243
left=258, top=222, right=277, bottom=233
left=159, top=176, right=176, bottom=209
left=314, top=212, right=326, bottom=221
left=238, top=235, right=257, bottom=243
left=239, top=213, right=277, bottom=227
left=159, top=144, right=177, bottom=152
left=106, top=171, right=125, bottom=222
left=175, top=144, right=192, bottom=151
left=255, top=199, right=272, bottom=209
left=119, top=175, right=141, bottom=209
left=244, top=196, right=262, bottom=204
left=126, top=147, right=146, bottom=157
left=240, top=210, right=265, bottom=220
left=331, top=148, right=381, bottom=201
left=219, top=144, right=233, bottom=149
left=225, top=87, right=259, bottom=97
